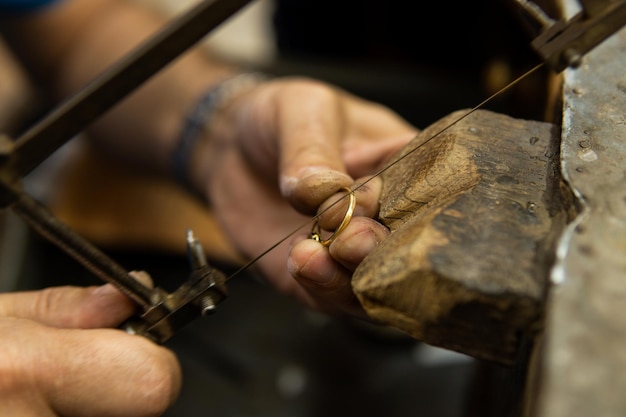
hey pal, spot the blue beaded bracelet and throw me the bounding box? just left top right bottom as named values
left=171, top=72, right=268, bottom=190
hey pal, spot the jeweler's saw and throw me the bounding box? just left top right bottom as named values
left=0, top=0, right=624, bottom=348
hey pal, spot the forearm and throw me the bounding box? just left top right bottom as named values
left=3, top=0, right=236, bottom=174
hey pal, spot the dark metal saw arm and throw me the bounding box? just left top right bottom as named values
left=514, top=0, right=626, bottom=72
left=0, top=0, right=252, bottom=343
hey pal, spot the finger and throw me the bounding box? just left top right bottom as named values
left=0, top=318, right=181, bottom=417
left=347, top=95, right=418, bottom=138
left=288, top=238, right=366, bottom=318
left=317, top=177, right=382, bottom=230
left=274, top=79, right=353, bottom=212
left=0, top=271, right=151, bottom=329
left=342, top=98, right=418, bottom=176
left=49, top=329, right=181, bottom=417
left=343, top=132, right=415, bottom=178
left=327, top=217, right=390, bottom=271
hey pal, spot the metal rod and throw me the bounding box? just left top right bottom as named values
left=12, top=0, right=254, bottom=177
left=512, top=0, right=556, bottom=29
left=11, top=192, right=156, bottom=308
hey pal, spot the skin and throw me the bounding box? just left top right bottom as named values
left=0, top=0, right=418, bottom=414
left=0, top=276, right=181, bottom=417
left=3, top=0, right=417, bottom=314
left=193, top=78, right=416, bottom=316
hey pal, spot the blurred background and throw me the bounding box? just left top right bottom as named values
left=0, top=0, right=545, bottom=415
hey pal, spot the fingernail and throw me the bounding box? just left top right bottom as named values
left=340, top=229, right=384, bottom=268
left=92, top=283, right=119, bottom=297
left=129, top=270, right=153, bottom=287
left=280, top=166, right=351, bottom=197
left=309, top=261, right=340, bottom=285
left=288, top=253, right=339, bottom=286
left=280, top=175, right=298, bottom=197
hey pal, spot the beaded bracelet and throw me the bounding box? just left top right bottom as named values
left=171, top=72, right=268, bottom=190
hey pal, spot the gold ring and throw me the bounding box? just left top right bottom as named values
left=310, top=187, right=356, bottom=247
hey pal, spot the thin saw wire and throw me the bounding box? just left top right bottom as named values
left=226, top=62, right=545, bottom=282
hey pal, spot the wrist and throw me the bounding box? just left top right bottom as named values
left=170, top=72, right=269, bottom=198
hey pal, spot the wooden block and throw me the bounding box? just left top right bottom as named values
left=353, top=109, right=565, bottom=364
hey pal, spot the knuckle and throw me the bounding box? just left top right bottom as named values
left=132, top=346, right=182, bottom=416
left=278, top=77, right=338, bottom=103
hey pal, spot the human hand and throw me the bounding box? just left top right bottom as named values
left=0, top=276, right=181, bottom=417
left=191, top=77, right=417, bottom=317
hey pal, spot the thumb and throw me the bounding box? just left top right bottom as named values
left=0, top=319, right=181, bottom=417
left=271, top=80, right=353, bottom=213
left=45, top=327, right=182, bottom=417
left=0, top=271, right=151, bottom=329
